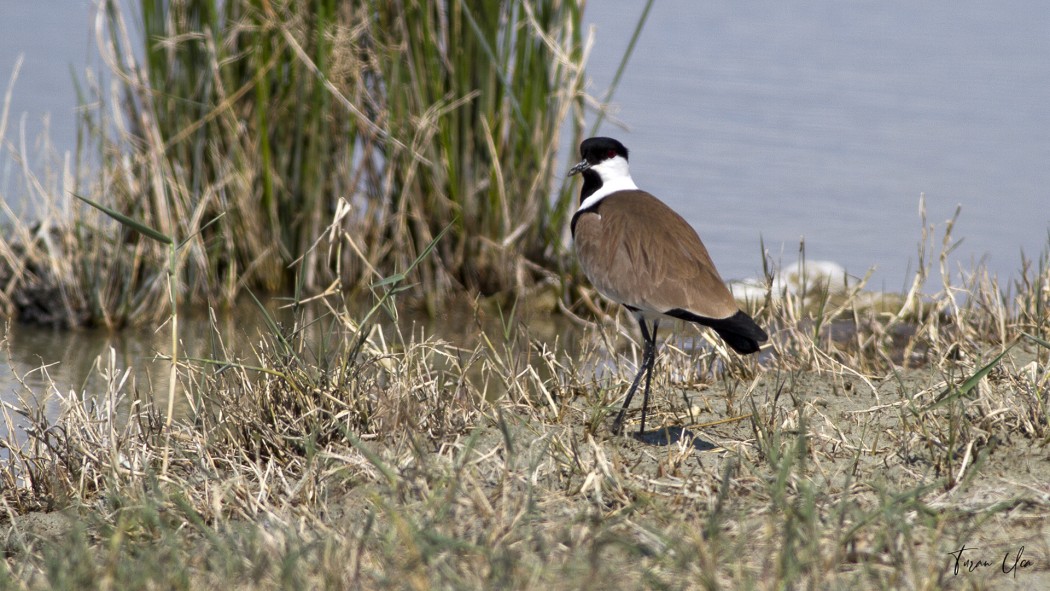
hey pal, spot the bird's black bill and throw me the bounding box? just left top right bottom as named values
left=568, top=159, right=590, bottom=176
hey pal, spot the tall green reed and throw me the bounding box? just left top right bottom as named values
left=44, top=0, right=591, bottom=327
left=370, top=0, right=586, bottom=299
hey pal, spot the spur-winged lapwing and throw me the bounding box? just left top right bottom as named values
left=569, top=137, right=768, bottom=436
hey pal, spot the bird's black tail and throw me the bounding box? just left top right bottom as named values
left=666, top=309, right=768, bottom=354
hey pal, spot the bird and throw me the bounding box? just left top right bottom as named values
left=568, top=136, right=768, bottom=436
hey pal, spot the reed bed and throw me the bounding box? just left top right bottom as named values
left=1, top=0, right=592, bottom=328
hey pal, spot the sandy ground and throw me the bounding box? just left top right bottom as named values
left=597, top=345, right=1050, bottom=589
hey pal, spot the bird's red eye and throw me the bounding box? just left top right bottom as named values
left=606, top=149, right=616, bottom=158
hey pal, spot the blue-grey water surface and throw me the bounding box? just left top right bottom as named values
left=585, top=1, right=1050, bottom=289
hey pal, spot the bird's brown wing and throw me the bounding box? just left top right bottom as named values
left=574, top=190, right=740, bottom=320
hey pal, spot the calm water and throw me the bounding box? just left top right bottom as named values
left=0, top=2, right=94, bottom=186
left=2, top=2, right=1050, bottom=437
left=585, top=1, right=1050, bottom=290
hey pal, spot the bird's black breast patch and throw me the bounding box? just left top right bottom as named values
left=570, top=201, right=602, bottom=237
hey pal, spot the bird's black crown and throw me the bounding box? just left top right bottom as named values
left=579, top=137, right=629, bottom=165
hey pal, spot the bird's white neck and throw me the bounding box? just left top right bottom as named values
left=577, top=155, right=638, bottom=211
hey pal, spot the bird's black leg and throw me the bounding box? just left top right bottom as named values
left=611, top=317, right=659, bottom=436
left=637, top=319, right=659, bottom=435
left=611, top=356, right=646, bottom=435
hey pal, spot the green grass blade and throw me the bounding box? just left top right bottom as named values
left=368, top=222, right=453, bottom=291
left=72, top=192, right=173, bottom=245
left=924, top=339, right=1019, bottom=412
left=1022, top=332, right=1050, bottom=349
left=177, top=212, right=226, bottom=250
